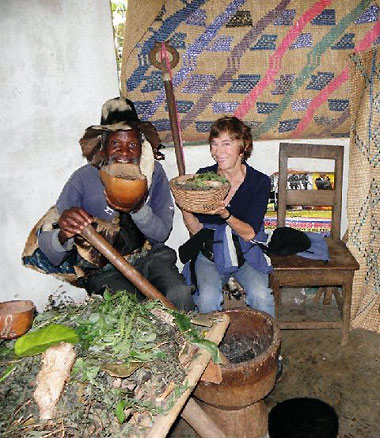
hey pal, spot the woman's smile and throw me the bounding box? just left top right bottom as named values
left=210, top=132, right=243, bottom=173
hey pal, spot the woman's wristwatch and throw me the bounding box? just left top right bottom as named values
left=222, top=210, right=232, bottom=221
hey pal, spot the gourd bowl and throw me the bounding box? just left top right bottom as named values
left=100, top=163, right=148, bottom=211
left=0, top=300, right=35, bottom=339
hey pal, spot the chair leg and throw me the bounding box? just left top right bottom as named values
left=341, top=276, right=354, bottom=346
left=271, top=277, right=281, bottom=319
left=332, top=288, right=343, bottom=312
left=323, top=287, right=333, bottom=305
left=314, top=286, right=335, bottom=305
left=313, top=287, right=324, bottom=303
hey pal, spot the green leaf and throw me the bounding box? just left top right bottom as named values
left=73, top=359, right=100, bottom=384
left=172, top=312, right=192, bottom=333
left=142, top=333, right=156, bottom=343
left=14, top=324, right=79, bottom=357
left=115, top=399, right=126, bottom=423
left=103, top=290, right=113, bottom=301
left=171, top=312, right=221, bottom=364
left=190, top=339, right=221, bottom=364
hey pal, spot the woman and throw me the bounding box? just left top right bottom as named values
left=181, top=116, right=274, bottom=315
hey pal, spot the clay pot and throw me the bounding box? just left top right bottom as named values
left=0, top=300, right=35, bottom=339
left=100, top=163, right=147, bottom=211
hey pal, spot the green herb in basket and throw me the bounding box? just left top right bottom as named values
left=177, top=172, right=228, bottom=191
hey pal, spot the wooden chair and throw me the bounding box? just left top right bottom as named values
left=269, top=143, right=359, bottom=345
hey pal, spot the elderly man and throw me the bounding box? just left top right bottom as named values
left=23, top=97, right=194, bottom=311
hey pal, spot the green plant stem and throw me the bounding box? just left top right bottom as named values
left=0, top=364, right=17, bottom=383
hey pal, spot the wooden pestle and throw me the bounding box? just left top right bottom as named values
left=80, top=225, right=176, bottom=310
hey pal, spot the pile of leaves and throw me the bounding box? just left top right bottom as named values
left=0, top=292, right=219, bottom=437
left=175, top=172, right=229, bottom=191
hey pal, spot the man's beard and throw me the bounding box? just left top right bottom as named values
left=106, top=156, right=140, bottom=166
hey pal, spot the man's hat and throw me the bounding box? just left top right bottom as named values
left=100, top=96, right=139, bottom=125
left=80, top=97, right=164, bottom=168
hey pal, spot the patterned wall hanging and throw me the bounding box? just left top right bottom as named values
left=121, top=0, right=380, bottom=143
left=347, top=46, right=380, bottom=334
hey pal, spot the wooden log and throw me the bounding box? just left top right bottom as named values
left=313, top=287, right=324, bottom=303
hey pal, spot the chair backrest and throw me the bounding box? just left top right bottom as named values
left=277, top=143, right=344, bottom=241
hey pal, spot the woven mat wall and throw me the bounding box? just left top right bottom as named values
left=347, top=47, right=380, bottom=334
left=121, top=0, right=380, bottom=143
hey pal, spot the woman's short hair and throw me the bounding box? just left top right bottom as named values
left=208, top=116, right=253, bottom=161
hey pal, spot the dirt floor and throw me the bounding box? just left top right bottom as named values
left=168, top=288, right=380, bottom=438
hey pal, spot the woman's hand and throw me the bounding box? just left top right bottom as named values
left=58, top=208, right=94, bottom=243
left=204, top=201, right=230, bottom=219
left=207, top=201, right=256, bottom=241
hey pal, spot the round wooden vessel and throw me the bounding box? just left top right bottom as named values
left=194, top=308, right=281, bottom=438
left=0, top=300, right=35, bottom=339
left=100, top=163, right=147, bottom=211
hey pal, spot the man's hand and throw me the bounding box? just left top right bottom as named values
left=58, top=208, right=94, bottom=244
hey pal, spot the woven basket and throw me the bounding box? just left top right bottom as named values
left=170, top=174, right=230, bottom=213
